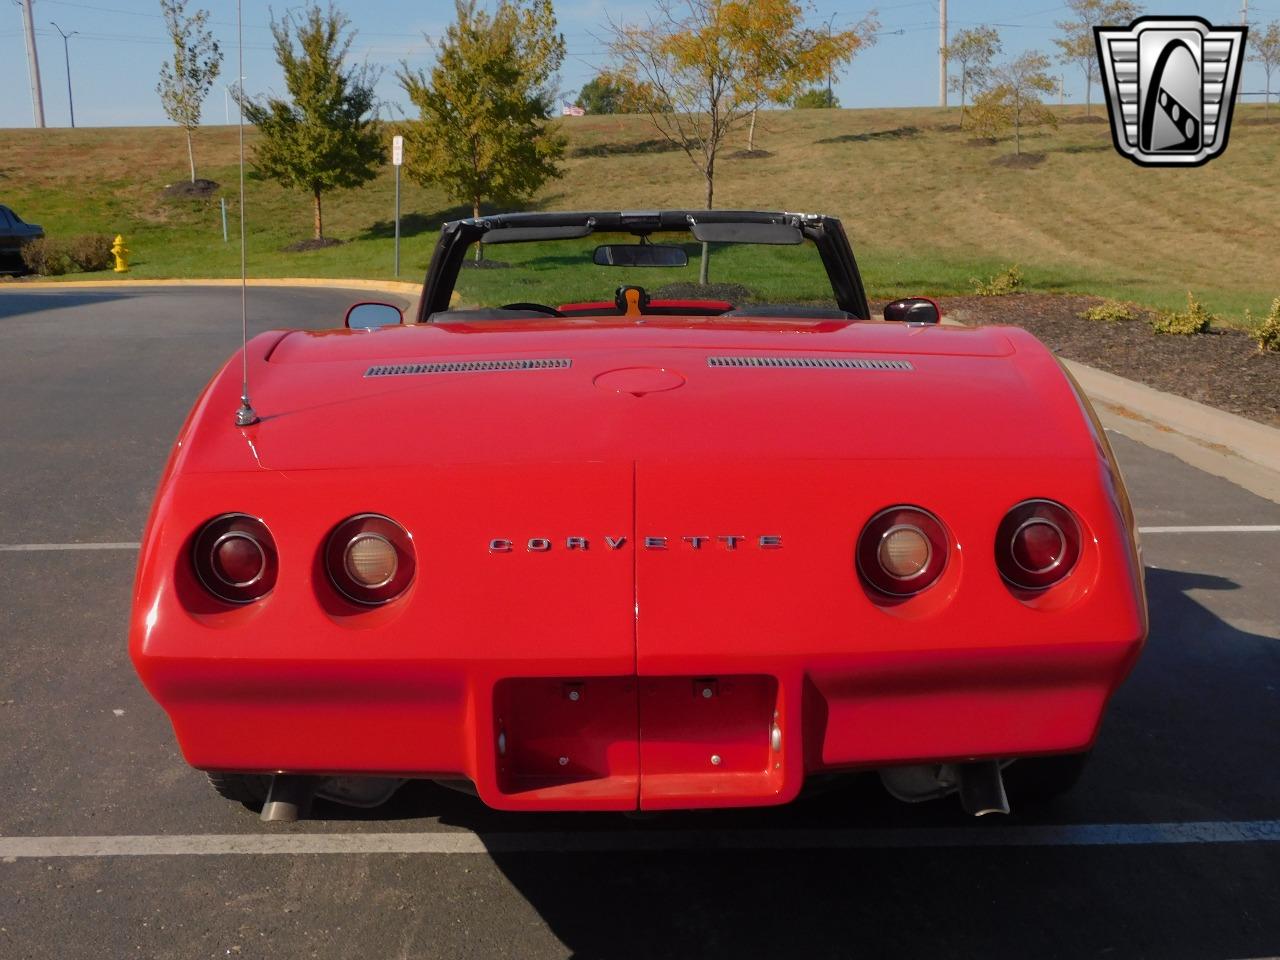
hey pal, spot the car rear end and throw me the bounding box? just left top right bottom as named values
left=129, top=320, right=1147, bottom=813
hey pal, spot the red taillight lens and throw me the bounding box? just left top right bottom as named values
left=857, top=506, right=949, bottom=597
left=325, top=514, right=415, bottom=605
left=996, top=500, right=1081, bottom=591
left=193, top=514, right=277, bottom=603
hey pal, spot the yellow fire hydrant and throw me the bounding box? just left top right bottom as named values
left=111, top=234, right=129, bottom=273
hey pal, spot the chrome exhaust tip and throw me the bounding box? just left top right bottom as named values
left=957, top=760, right=1010, bottom=817
left=259, top=774, right=318, bottom=823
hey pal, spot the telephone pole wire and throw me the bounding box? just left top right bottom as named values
left=20, top=0, right=47, bottom=127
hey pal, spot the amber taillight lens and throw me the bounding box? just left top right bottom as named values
left=193, top=514, right=278, bottom=603
left=325, top=514, right=415, bottom=604
left=856, top=506, right=949, bottom=597
left=996, top=500, right=1081, bottom=591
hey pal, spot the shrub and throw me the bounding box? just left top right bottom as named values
left=970, top=264, right=1023, bottom=296
left=1151, top=291, right=1214, bottom=335
left=19, top=237, right=71, bottom=276
left=1253, top=298, right=1280, bottom=353
left=65, top=234, right=114, bottom=273
left=1081, top=300, right=1139, bottom=323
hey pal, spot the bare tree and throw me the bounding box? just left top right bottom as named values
left=157, top=0, right=223, bottom=183
left=1054, top=0, right=1141, bottom=117
left=1251, top=21, right=1280, bottom=119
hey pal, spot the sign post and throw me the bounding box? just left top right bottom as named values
left=391, top=135, right=403, bottom=278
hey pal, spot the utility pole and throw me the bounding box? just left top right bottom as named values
left=1239, top=0, right=1248, bottom=104
left=50, top=21, right=76, bottom=128
left=20, top=0, right=46, bottom=127
left=1060, top=73, right=1066, bottom=106
left=938, top=0, right=948, bottom=108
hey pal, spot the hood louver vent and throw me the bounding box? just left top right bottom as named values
left=365, top=358, right=572, bottom=378
left=707, top=356, right=913, bottom=371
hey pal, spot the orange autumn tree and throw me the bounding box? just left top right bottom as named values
left=606, top=0, right=875, bottom=283
left=735, top=0, right=878, bottom=152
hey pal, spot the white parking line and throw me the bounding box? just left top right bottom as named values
left=1138, top=526, right=1280, bottom=534
left=2, top=527, right=1278, bottom=554
left=0, top=542, right=140, bottom=552
left=1, top=820, right=1277, bottom=859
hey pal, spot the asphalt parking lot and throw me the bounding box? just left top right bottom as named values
left=1, top=285, right=1277, bottom=959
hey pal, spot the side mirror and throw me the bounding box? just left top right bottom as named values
left=345, top=302, right=404, bottom=330
left=884, top=298, right=941, bottom=325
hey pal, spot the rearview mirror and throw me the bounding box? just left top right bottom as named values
left=345, top=302, right=403, bottom=330
left=883, top=298, right=941, bottom=324
left=592, top=244, right=688, bottom=268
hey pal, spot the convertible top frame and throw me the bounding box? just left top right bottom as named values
left=415, top=210, right=872, bottom=322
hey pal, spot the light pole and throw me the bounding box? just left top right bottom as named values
left=50, top=20, right=77, bottom=127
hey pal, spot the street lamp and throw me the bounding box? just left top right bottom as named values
left=49, top=20, right=77, bottom=128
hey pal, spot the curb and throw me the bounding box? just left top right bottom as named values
left=1062, top=358, right=1280, bottom=505
left=4, top=276, right=422, bottom=302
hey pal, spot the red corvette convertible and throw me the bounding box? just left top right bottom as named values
left=129, top=211, right=1147, bottom=820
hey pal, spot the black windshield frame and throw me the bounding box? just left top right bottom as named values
left=415, top=210, right=871, bottom=322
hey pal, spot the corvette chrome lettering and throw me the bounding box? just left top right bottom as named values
left=488, top=535, right=782, bottom=553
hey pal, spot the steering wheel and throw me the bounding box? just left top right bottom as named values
left=500, top=302, right=564, bottom=317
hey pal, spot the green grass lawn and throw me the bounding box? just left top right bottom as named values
left=2, top=105, right=1277, bottom=320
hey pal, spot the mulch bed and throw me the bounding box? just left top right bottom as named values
left=282, top=237, right=344, bottom=252
left=163, top=178, right=220, bottom=199
left=658, top=281, right=753, bottom=301
left=930, top=294, right=1280, bottom=428
left=990, top=152, right=1046, bottom=168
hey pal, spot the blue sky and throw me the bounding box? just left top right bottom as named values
left=1, top=0, right=1274, bottom=128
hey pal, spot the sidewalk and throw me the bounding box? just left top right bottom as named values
left=1063, top=358, right=1280, bottom=505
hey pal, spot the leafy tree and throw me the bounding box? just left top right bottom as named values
left=156, top=0, right=222, bottom=183
left=944, top=26, right=1001, bottom=125
left=1054, top=0, right=1142, bottom=117
left=241, top=5, right=384, bottom=241
left=792, top=87, right=839, bottom=108
left=972, top=52, right=1059, bottom=155
left=398, top=0, right=565, bottom=261
left=734, top=1, right=877, bottom=151
left=1250, top=22, right=1280, bottom=119
left=606, top=0, right=874, bottom=282
left=577, top=73, right=627, bottom=114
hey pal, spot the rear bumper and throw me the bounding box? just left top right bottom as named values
left=131, top=457, right=1147, bottom=811
left=142, top=637, right=1140, bottom=812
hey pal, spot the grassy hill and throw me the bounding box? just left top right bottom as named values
left=1, top=105, right=1277, bottom=317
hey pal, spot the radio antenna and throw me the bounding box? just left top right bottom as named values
left=233, top=0, right=258, bottom=427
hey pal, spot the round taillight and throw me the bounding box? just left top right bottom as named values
left=325, top=514, right=415, bottom=604
left=193, top=514, right=277, bottom=603
left=857, top=506, right=949, bottom=597
left=996, top=500, right=1081, bottom=591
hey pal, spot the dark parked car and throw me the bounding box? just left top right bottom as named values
left=0, top=204, right=44, bottom=255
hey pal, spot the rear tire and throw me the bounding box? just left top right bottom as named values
left=1003, top=752, right=1090, bottom=805
left=206, top=772, right=271, bottom=809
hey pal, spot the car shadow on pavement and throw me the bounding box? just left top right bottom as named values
left=405, top=563, right=1279, bottom=959
left=0, top=290, right=140, bottom=320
